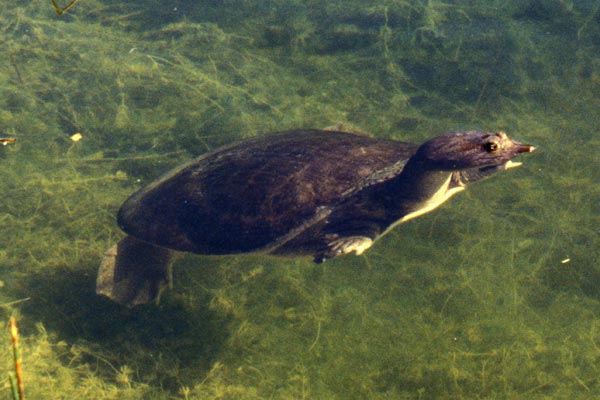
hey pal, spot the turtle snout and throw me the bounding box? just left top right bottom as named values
left=514, top=141, right=536, bottom=154
left=485, top=132, right=536, bottom=157
left=502, top=133, right=536, bottom=155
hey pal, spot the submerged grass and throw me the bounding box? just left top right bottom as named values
left=0, top=0, right=599, bottom=398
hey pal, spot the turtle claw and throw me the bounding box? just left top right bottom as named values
left=314, top=235, right=373, bottom=263
left=329, top=236, right=373, bottom=256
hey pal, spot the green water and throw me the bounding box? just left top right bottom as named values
left=0, top=0, right=598, bottom=398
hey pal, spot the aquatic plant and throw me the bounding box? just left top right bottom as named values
left=51, top=0, right=79, bottom=16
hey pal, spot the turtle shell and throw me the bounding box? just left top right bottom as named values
left=117, top=129, right=417, bottom=255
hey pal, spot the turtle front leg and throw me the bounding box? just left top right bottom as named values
left=330, top=235, right=374, bottom=255
left=314, top=235, right=374, bottom=263
left=314, top=221, right=381, bottom=263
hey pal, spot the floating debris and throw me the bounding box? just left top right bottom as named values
left=0, top=138, right=16, bottom=146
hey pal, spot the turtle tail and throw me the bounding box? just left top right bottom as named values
left=96, top=236, right=173, bottom=307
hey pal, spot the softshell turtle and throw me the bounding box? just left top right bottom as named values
left=97, top=128, right=535, bottom=307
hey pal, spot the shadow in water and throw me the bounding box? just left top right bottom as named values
left=17, top=261, right=230, bottom=391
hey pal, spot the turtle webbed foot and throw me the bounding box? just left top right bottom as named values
left=96, top=236, right=173, bottom=308
left=314, top=235, right=373, bottom=263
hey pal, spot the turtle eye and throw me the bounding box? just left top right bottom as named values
left=483, top=141, right=499, bottom=153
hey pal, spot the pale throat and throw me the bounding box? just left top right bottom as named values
left=381, top=173, right=465, bottom=238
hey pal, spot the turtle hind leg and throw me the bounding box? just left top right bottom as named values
left=96, top=236, right=173, bottom=308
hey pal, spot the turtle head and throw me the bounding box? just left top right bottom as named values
left=415, top=131, right=535, bottom=171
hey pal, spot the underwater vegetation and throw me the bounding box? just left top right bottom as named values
left=0, top=0, right=599, bottom=398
